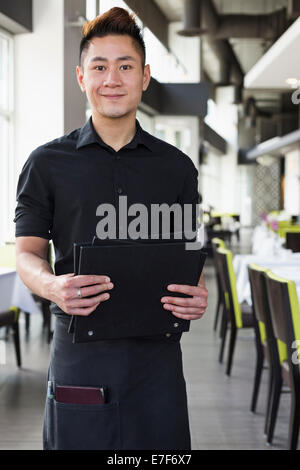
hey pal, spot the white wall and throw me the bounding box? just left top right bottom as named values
left=153, top=115, right=199, bottom=170
left=284, top=147, right=300, bottom=215
left=14, top=0, right=64, bottom=178
left=136, top=109, right=155, bottom=135
left=201, top=89, right=249, bottom=220
left=168, top=22, right=201, bottom=83
left=199, top=149, right=221, bottom=209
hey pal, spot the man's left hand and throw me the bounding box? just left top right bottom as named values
left=161, top=278, right=208, bottom=320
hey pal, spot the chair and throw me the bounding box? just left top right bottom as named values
left=248, top=263, right=284, bottom=439
left=215, top=247, right=254, bottom=375
left=211, top=237, right=226, bottom=332
left=285, top=232, right=300, bottom=253
left=0, top=244, right=22, bottom=367
left=264, top=271, right=300, bottom=450
left=0, top=306, right=21, bottom=367
left=279, top=224, right=300, bottom=239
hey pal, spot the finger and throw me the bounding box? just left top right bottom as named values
left=167, top=284, right=203, bottom=296
left=163, top=303, right=205, bottom=315
left=161, top=296, right=208, bottom=309
left=171, top=310, right=204, bottom=320
left=76, top=282, right=114, bottom=299
left=67, top=304, right=101, bottom=316
left=68, top=275, right=111, bottom=288
left=161, top=296, right=200, bottom=307
left=69, top=292, right=110, bottom=308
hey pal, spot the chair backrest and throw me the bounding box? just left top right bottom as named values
left=211, top=237, right=226, bottom=250
left=286, top=232, right=300, bottom=253
left=264, top=271, right=300, bottom=373
left=248, top=264, right=281, bottom=374
left=248, top=264, right=269, bottom=345
left=211, top=238, right=225, bottom=270
left=279, top=224, right=300, bottom=238
left=216, top=247, right=242, bottom=328
left=211, top=237, right=226, bottom=294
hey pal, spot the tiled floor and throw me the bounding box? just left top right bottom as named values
left=0, top=230, right=295, bottom=449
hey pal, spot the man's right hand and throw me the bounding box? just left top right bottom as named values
left=47, top=273, right=114, bottom=316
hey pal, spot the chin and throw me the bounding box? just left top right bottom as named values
left=96, top=107, right=130, bottom=119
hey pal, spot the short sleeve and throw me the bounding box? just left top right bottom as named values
left=178, top=157, right=201, bottom=206
left=14, top=149, right=54, bottom=239
left=177, top=155, right=201, bottom=236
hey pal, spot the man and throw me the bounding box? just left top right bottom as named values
left=14, top=7, right=208, bottom=450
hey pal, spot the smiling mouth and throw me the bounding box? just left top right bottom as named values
left=102, top=95, right=125, bottom=100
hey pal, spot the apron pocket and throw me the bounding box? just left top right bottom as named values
left=46, top=397, right=121, bottom=450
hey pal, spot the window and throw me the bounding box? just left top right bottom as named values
left=0, top=29, right=14, bottom=243
left=86, top=0, right=97, bottom=20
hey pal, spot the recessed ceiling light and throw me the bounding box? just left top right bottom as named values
left=286, top=78, right=300, bottom=88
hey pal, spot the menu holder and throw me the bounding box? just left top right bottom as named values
left=69, top=236, right=206, bottom=342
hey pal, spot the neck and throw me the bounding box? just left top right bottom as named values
left=91, top=111, right=137, bottom=152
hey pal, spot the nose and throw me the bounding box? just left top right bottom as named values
left=103, top=68, right=122, bottom=87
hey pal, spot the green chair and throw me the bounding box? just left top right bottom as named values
left=248, top=263, right=285, bottom=441
left=264, top=270, right=300, bottom=449
left=248, top=264, right=269, bottom=415
left=0, top=306, right=21, bottom=367
left=279, top=224, right=300, bottom=239
left=211, top=237, right=226, bottom=333
left=0, top=244, right=21, bottom=367
left=215, top=247, right=253, bottom=375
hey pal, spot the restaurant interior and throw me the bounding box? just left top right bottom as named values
left=1, top=0, right=300, bottom=450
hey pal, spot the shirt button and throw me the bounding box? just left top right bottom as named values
left=88, top=330, right=94, bottom=336
left=117, top=187, right=123, bottom=194
left=166, top=333, right=171, bottom=338
left=116, top=155, right=121, bottom=160
left=174, top=323, right=179, bottom=328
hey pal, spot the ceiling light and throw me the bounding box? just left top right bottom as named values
left=256, top=155, right=277, bottom=166
left=286, top=78, right=300, bottom=88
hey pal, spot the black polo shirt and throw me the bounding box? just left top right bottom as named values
left=14, top=116, right=200, bottom=280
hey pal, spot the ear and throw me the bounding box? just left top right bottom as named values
left=76, top=65, right=86, bottom=92
left=142, top=64, right=151, bottom=92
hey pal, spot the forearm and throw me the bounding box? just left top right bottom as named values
left=16, top=251, right=55, bottom=300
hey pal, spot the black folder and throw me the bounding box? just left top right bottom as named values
left=70, top=237, right=206, bottom=342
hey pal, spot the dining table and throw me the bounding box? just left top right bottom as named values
left=0, top=268, right=41, bottom=315
left=233, top=252, right=300, bottom=306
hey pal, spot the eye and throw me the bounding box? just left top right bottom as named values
left=95, top=65, right=105, bottom=71
left=121, top=65, right=132, bottom=70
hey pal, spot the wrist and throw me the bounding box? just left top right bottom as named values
left=40, top=271, right=56, bottom=301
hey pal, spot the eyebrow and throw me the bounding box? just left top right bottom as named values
left=90, top=55, right=137, bottom=63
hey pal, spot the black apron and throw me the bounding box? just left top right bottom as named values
left=43, top=315, right=191, bottom=450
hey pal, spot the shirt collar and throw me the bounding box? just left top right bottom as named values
left=76, top=115, right=152, bottom=152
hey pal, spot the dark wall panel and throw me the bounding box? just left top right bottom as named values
left=142, top=78, right=209, bottom=118
left=0, top=0, right=32, bottom=31
left=161, top=83, right=209, bottom=117
left=204, top=122, right=227, bottom=154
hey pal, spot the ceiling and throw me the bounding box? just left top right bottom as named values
left=152, top=0, right=294, bottom=115
left=153, top=0, right=290, bottom=75
left=244, top=16, right=300, bottom=90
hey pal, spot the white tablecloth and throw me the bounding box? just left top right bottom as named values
left=233, top=254, right=300, bottom=305
left=0, top=268, right=41, bottom=314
